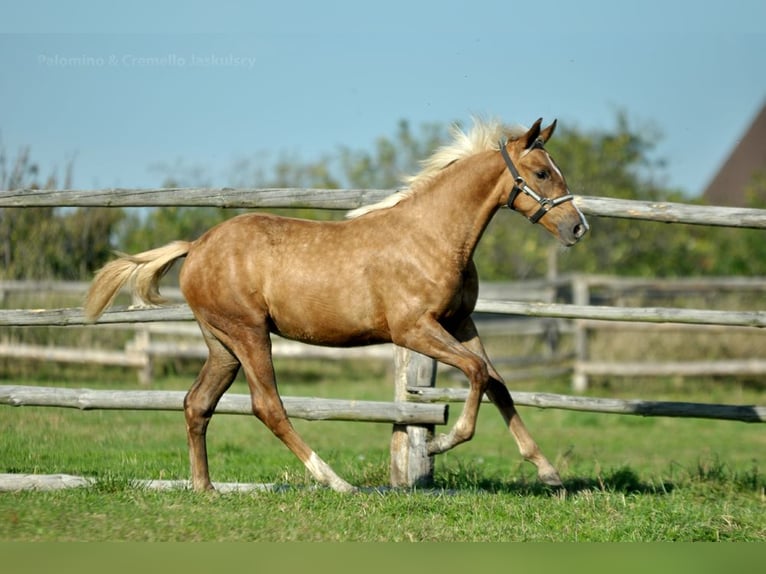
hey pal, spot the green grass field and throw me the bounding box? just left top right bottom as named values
left=1, top=361, right=765, bottom=541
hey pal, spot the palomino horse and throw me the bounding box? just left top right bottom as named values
left=85, top=118, right=588, bottom=492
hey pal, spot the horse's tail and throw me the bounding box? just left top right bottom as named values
left=84, top=240, right=192, bottom=321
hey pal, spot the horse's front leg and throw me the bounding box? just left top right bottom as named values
left=453, top=318, right=563, bottom=487
left=397, top=316, right=491, bottom=455
left=484, top=380, right=562, bottom=486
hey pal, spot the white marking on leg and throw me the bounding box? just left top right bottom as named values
left=305, top=452, right=356, bottom=493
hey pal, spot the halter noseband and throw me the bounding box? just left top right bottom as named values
left=499, top=139, right=574, bottom=224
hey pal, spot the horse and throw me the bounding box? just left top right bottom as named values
left=84, top=118, right=588, bottom=493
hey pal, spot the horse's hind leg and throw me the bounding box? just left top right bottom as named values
left=456, top=319, right=562, bottom=487
left=232, top=325, right=357, bottom=493
left=184, top=326, right=241, bottom=491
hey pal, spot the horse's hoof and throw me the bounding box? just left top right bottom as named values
left=332, top=480, right=359, bottom=494
left=426, top=433, right=453, bottom=455
left=539, top=470, right=563, bottom=487
left=190, top=479, right=216, bottom=493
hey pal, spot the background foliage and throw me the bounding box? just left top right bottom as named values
left=3, top=112, right=765, bottom=281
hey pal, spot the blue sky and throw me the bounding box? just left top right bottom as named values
left=1, top=0, right=765, bottom=195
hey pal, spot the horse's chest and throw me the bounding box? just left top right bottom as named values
left=434, top=274, right=477, bottom=321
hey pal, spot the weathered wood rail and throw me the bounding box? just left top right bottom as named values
left=0, top=385, right=448, bottom=425
left=406, top=386, right=766, bottom=423
left=3, top=188, right=766, bottom=228
left=3, top=276, right=766, bottom=387
left=4, top=292, right=765, bottom=387
left=3, top=299, right=765, bottom=328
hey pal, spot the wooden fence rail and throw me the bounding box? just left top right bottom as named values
left=4, top=296, right=764, bottom=388
left=3, top=187, right=766, bottom=488
left=3, top=295, right=765, bottom=387
left=4, top=280, right=765, bottom=387
left=1, top=299, right=764, bottom=358
left=3, top=188, right=766, bottom=228
left=3, top=299, right=765, bottom=328
left=405, top=387, right=766, bottom=423
left=0, top=385, right=447, bottom=425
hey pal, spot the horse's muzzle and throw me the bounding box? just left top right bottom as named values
left=559, top=217, right=589, bottom=246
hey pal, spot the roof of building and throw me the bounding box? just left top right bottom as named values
left=702, top=102, right=766, bottom=206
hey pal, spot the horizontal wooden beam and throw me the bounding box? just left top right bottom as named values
left=0, top=385, right=448, bottom=426
left=574, top=196, right=766, bottom=229
left=474, top=300, right=766, bottom=328
left=0, top=304, right=194, bottom=326
left=2, top=188, right=766, bottom=228
left=578, top=359, right=766, bottom=377
left=406, top=387, right=766, bottom=423
left=572, top=274, right=766, bottom=291
left=0, top=341, right=394, bottom=366
left=0, top=343, right=147, bottom=367
left=3, top=300, right=766, bottom=328
left=0, top=187, right=392, bottom=210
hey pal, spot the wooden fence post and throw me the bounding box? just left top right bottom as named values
left=390, top=346, right=437, bottom=488
left=572, top=275, right=590, bottom=392
left=126, top=327, right=153, bottom=386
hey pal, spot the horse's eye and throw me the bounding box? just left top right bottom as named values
left=535, top=170, right=549, bottom=180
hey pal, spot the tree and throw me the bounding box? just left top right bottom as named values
left=338, top=119, right=449, bottom=189
left=129, top=120, right=451, bottom=248
left=57, top=207, right=124, bottom=279
left=8, top=114, right=762, bottom=281
left=0, top=144, right=122, bottom=280
left=548, top=119, right=766, bottom=278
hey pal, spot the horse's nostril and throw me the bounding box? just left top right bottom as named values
left=573, top=224, right=584, bottom=239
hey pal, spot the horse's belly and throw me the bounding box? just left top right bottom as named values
left=268, top=308, right=389, bottom=347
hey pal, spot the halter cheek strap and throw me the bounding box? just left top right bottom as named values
left=499, top=140, right=574, bottom=224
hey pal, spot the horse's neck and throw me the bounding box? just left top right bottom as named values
left=406, top=150, right=506, bottom=262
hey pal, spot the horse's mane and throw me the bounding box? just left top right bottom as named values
left=346, top=118, right=528, bottom=219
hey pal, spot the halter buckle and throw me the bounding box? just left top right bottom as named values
left=539, top=197, right=554, bottom=210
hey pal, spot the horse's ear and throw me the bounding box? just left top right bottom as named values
left=540, top=119, right=557, bottom=143
left=523, top=118, right=543, bottom=149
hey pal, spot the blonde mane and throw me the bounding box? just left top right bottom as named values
left=346, top=118, right=528, bottom=219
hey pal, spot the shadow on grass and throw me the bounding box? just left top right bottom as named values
left=431, top=465, right=674, bottom=497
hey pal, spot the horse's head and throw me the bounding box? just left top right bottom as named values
left=500, top=119, right=588, bottom=246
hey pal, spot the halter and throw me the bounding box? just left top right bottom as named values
left=499, top=139, right=574, bottom=224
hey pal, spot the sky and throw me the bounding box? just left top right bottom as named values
left=1, top=0, right=765, bottom=196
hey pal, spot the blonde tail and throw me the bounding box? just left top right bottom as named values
left=84, top=241, right=192, bottom=321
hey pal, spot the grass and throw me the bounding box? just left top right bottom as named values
left=1, top=361, right=765, bottom=541
left=3, top=474, right=763, bottom=542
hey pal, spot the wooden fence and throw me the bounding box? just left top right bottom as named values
left=3, top=275, right=766, bottom=390
left=2, top=188, right=766, bottom=488
left=0, top=277, right=569, bottom=385
left=568, top=275, right=766, bottom=390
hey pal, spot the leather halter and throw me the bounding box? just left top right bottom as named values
left=499, top=139, right=574, bottom=224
